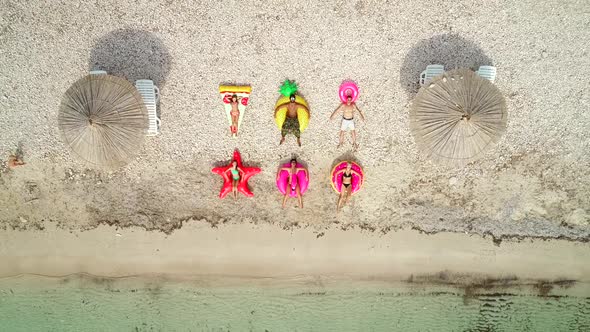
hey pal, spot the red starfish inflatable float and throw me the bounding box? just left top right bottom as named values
left=212, top=150, right=261, bottom=198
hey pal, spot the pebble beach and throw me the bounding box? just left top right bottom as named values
left=1, top=0, right=589, bottom=240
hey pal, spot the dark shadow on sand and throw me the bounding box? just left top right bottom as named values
left=400, top=33, right=493, bottom=97
left=89, top=29, right=171, bottom=87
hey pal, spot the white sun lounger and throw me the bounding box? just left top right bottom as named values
left=476, top=66, right=497, bottom=83
left=419, top=64, right=445, bottom=86
left=89, top=70, right=107, bottom=75
left=135, top=80, right=161, bottom=136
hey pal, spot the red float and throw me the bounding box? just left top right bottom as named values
left=211, top=150, right=261, bottom=198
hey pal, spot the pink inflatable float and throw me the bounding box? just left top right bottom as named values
left=276, top=162, right=309, bottom=197
left=339, top=81, right=359, bottom=103
left=330, top=161, right=364, bottom=194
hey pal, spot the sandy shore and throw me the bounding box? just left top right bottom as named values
left=1, top=221, right=588, bottom=283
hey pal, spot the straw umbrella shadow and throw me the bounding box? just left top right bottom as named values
left=89, top=29, right=171, bottom=87
left=400, top=33, right=493, bottom=97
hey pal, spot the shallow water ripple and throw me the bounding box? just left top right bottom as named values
left=1, top=278, right=589, bottom=331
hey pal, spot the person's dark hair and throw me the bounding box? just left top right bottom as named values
left=290, top=158, right=297, bottom=164
left=232, top=94, right=238, bottom=101
left=289, top=94, right=296, bottom=102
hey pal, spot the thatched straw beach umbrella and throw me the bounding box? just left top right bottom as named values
left=58, top=74, right=148, bottom=169
left=410, top=68, right=507, bottom=166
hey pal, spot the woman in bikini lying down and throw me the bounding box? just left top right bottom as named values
left=229, top=94, right=241, bottom=136
left=334, top=162, right=361, bottom=212
left=226, top=160, right=244, bottom=200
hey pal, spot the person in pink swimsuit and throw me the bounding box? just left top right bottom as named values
left=229, top=95, right=240, bottom=136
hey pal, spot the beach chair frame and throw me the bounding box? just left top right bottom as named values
left=419, top=64, right=445, bottom=86
left=135, top=79, right=161, bottom=136
left=476, top=65, right=497, bottom=83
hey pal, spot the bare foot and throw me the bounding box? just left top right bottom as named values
left=337, top=142, right=343, bottom=148
left=280, top=137, right=285, bottom=145
left=297, top=138, right=301, bottom=147
left=353, top=143, right=359, bottom=151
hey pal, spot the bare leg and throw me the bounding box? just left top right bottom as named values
left=297, top=137, right=301, bottom=147
left=280, top=136, right=285, bottom=145
left=282, top=191, right=289, bottom=208
left=345, top=187, right=352, bottom=205
left=338, top=130, right=344, bottom=147
left=296, top=185, right=303, bottom=208
left=231, top=116, right=238, bottom=137
left=233, top=180, right=238, bottom=200
left=337, top=189, right=346, bottom=212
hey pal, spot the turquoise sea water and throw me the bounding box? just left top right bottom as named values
left=0, top=275, right=589, bottom=332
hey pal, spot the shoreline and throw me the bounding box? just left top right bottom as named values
left=1, top=221, right=588, bottom=283
left=3, top=273, right=590, bottom=299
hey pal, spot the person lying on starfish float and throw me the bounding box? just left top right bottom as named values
left=226, top=160, right=244, bottom=200
left=211, top=150, right=261, bottom=199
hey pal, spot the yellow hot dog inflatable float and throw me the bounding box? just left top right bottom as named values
left=274, top=80, right=310, bottom=133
